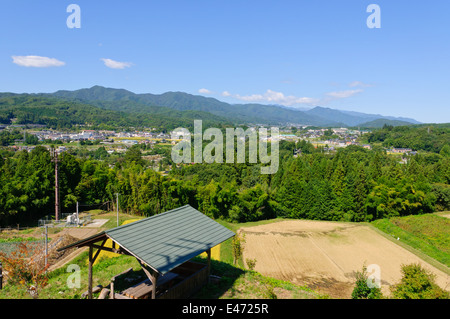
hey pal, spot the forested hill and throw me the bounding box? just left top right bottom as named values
left=305, top=106, right=420, bottom=127
left=0, top=94, right=231, bottom=131
left=41, top=85, right=420, bottom=127
left=48, top=86, right=333, bottom=126
left=366, top=124, right=450, bottom=153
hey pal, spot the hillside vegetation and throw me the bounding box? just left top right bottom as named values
left=371, top=213, right=450, bottom=269
left=0, top=94, right=231, bottom=131
left=366, top=124, right=450, bottom=153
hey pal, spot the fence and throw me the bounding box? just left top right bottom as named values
left=38, top=212, right=92, bottom=228
left=0, top=225, right=36, bottom=233
left=0, top=239, right=46, bottom=258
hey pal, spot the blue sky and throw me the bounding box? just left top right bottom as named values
left=1, top=0, right=449, bottom=123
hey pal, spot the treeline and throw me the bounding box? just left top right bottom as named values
left=171, top=143, right=450, bottom=222
left=270, top=144, right=449, bottom=222
left=1, top=141, right=449, bottom=226
left=366, top=124, right=450, bottom=154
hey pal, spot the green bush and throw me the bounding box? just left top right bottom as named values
left=351, top=265, right=383, bottom=299
left=390, top=263, right=449, bottom=299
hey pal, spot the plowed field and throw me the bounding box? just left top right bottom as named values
left=240, top=220, right=449, bottom=298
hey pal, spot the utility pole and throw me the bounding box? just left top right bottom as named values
left=76, top=202, right=79, bottom=225
left=51, top=148, right=61, bottom=222
left=115, top=193, right=119, bottom=227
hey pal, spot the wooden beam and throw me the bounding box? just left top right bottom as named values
left=92, top=244, right=118, bottom=254
left=117, top=247, right=133, bottom=256
left=90, top=242, right=133, bottom=257
left=92, top=244, right=112, bottom=251
left=92, top=239, right=107, bottom=263
left=138, top=260, right=159, bottom=299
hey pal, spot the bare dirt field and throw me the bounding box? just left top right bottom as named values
left=240, top=220, right=450, bottom=299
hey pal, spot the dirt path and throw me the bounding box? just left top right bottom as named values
left=46, top=220, right=108, bottom=272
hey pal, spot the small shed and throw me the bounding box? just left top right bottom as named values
left=57, top=205, right=235, bottom=299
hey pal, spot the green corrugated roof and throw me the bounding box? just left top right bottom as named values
left=104, top=205, right=235, bottom=275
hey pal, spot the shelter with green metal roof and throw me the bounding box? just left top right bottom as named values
left=58, top=205, right=235, bottom=299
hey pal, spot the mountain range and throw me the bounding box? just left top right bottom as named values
left=3, top=85, right=421, bottom=128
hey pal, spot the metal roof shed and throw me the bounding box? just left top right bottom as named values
left=58, top=205, right=235, bottom=299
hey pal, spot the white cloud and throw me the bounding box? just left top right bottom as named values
left=198, top=88, right=212, bottom=94
left=228, top=89, right=319, bottom=106
left=326, top=89, right=363, bottom=99
left=349, top=81, right=373, bottom=88
left=12, top=55, right=65, bottom=68
left=101, top=58, right=133, bottom=69
left=219, top=86, right=366, bottom=107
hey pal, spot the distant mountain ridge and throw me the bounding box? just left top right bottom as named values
left=305, top=106, right=421, bottom=127
left=43, top=85, right=421, bottom=127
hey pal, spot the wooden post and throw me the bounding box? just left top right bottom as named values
left=139, top=261, right=159, bottom=299
left=151, top=273, right=157, bottom=299
left=110, top=278, right=115, bottom=299
left=88, top=245, right=93, bottom=299
left=87, top=239, right=107, bottom=299
left=206, top=248, right=211, bottom=284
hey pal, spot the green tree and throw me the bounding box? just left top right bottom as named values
left=390, top=263, right=449, bottom=299
left=124, top=145, right=145, bottom=167
left=351, top=264, right=383, bottom=299
left=24, top=133, right=39, bottom=145
left=440, top=144, right=450, bottom=157
left=353, top=164, right=368, bottom=221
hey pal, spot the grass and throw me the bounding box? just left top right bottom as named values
left=371, top=213, right=450, bottom=271
left=0, top=213, right=325, bottom=299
